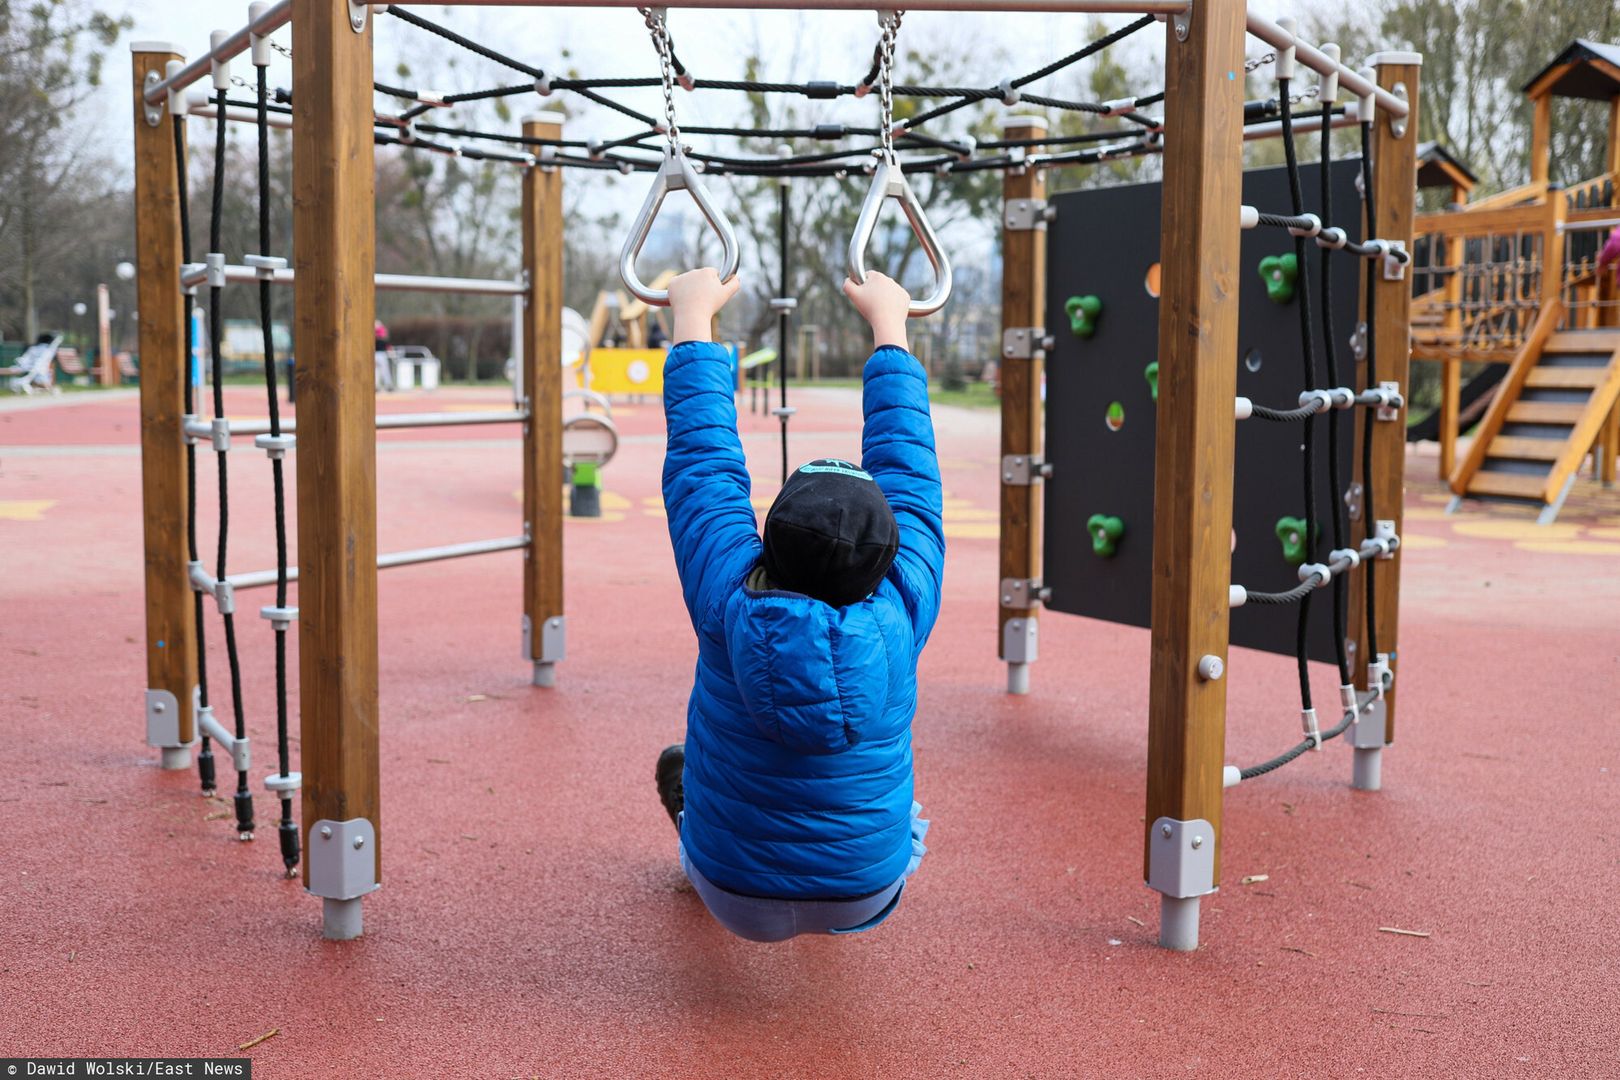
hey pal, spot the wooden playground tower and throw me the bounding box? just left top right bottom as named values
left=1410, top=40, right=1620, bottom=522
left=132, top=0, right=1418, bottom=950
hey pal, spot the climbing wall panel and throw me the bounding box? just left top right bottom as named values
left=1042, top=159, right=1363, bottom=663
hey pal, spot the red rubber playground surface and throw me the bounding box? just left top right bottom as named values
left=3, top=385, right=1618, bottom=1077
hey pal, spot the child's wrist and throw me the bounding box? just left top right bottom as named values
left=673, top=313, right=713, bottom=343
left=871, top=319, right=908, bottom=352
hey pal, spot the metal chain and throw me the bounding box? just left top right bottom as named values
left=270, top=40, right=292, bottom=59
left=876, top=10, right=904, bottom=163
left=638, top=7, right=681, bottom=151
left=1244, top=51, right=1276, bottom=73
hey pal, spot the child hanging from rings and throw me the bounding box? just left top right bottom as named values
left=653, top=267, right=944, bottom=942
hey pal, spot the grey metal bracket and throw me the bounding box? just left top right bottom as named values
left=768, top=297, right=798, bottom=313
left=1001, top=454, right=1051, bottom=486
left=1382, top=241, right=1408, bottom=281
left=197, top=703, right=251, bottom=773
left=307, top=818, right=380, bottom=901
left=1002, top=617, right=1038, bottom=664
left=143, top=70, right=164, bottom=127
left=1147, top=817, right=1216, bottom=899
left=1349, top=321, right=1368, bottom=361
left=1002, top=327, right=1054, bottom=361
left=209, top=417, right=231, bottom=453
left=146, top=688, right=188, bottom=749
left=1373, top=519, right=1398, bottom=559
left=1347, top=695, right=1387, bottom=749
left=1374, top=380, right=1404, bottom=421
left=1171, top=7, right=1190, bottom=41
left=244, top=254, right=287, bottom=279
left=181, top=412, right=199, bottom=447
left=522, top=614, right=566, bottom=664
left=1388, top=81, right=1409, bottom=139
left=1000, top=577, right=1050, bottom=610
left=1344, top=480, right=1364, bottom=522
left=1003, top=198, right=1054, bottom=232
left=347, top=0, right=370, bottom=34
left=205, top=252, right=227, bottom=290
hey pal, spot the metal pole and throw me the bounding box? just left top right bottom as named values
left=777, top=164, right=792, bottom=483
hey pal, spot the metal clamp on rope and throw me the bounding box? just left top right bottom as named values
left=1103, top=96, right=1135, bottom=117
left=1301, top=707, right=1322, bottom=750
left=768, top=297, right=798, bottom=313
left=1228, top=584, right=1248, bottom=609
left=254, top=433, right=294, bottom=459
left=210, top=417, right=232, bottom=453
left=1363, top=382, right=1404, bottom=415
left=1358, top=519, right=1399, bottom=560
left=1299, top=388, right=1334, bottom=414
left=1287, top=212, right=1322, bottom=239
left=619, top=145, right=740, bottom=307
left=998, top=78, right=1021, bottom=106
left=1340, top=683, right=1359, bottom=714
left=1368, top=653, right=1394, bottom=699
left=849, top=156, right=953, bottom=317
left=1329, top=546, right=1361, bottom=571
left=205, top=253, right=227, bottom=290
left=244, top=254, right=286, bottom=280
left=265, top=771, right=302, bottom=798
left=210, top=29, right=231, bottom=91
left=1316, top=226, right=1348, bottom=250
left=260, top=604, right=298, bottom=631
left=1298, top=562, right=1332, bottom=588
left=249, top=2, right=273, bottom=66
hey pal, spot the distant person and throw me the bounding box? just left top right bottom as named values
left=1599, top=227, right=1620, bottom=279
left=654, top=266, right=944, bottom=942
left=374, top=319, right=394, bottom=392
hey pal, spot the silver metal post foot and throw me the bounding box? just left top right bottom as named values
left=532, top=660, right=556, bottom=688
left=1352, top=746, right=1382, bottom=791
left=1159, top=894, right=1201, bottom=951
left=1007, top=662, right=1030, bottom=695
left=322, top=897, right=364, bottom=940
left=159, top=746, right=192, bottom=771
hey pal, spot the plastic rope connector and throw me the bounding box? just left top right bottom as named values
left=998, top=77, right=1020, bottom=106
left=1287, top=212, right=1322, bottom=238
left=1316, top=226, right=1348, bottom=250
left=1297, top=562, right=1332, bottom=588
left=1301, top=707, right=1322, bottom=750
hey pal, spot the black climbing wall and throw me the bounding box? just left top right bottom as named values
left=1042, top=159, right=1363, bottom=663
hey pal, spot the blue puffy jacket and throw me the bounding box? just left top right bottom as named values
left=663, top=341, right=945, bottom=900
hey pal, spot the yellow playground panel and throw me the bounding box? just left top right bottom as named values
left=579, top=348, right=665, bottom=396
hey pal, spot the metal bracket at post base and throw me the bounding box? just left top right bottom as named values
left=1003, top=617, right=1038, bottom=694
left=1147, top=816, right=1217, bottom=951
left=1000, top=577, right=1050, bottom=610
left=1001, top=454, right=1051, bottom=486
left=308, top=818, right=379, bottom=940
left=146, top=688, right=195, bottom=769
left=522, top=614, right=566, bottom=687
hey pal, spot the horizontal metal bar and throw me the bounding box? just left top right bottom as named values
left=1244, top=12, right=1410, bottom=120
left=187, top=96, right=294, bottom=130
left=1559, top=217, right=1620, bottom=233
left=180, top=263, right=524, bottom=296
left=143, top=0, right=291, bottom=105
left=229, top=535, right=531, bottom=591
left=422, top=0, right=1188, bottom=10
left=183, top=410, right=528, bottom=442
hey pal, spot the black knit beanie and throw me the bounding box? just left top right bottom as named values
left=761, top=459, right=899, bottom=608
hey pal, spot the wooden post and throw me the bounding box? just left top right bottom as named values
left=292, top=0, right=380, bottom=941
left=997, top=115, right=1047, bottom=695
left=522, top=113, right=566, bottom=687
left=1606, top=96, right=1620, bottom=179
left=97, top=283, right=116, bottom=387
left=1530, top=95, right=1551, bottom=188
left=132, top=43, right=197, bottom=769
left=1439, top=228, right=1463, bottom=478
left=1349, top=55, right=1421, bottom=782
left=1141, top=1, right=1244, bottom=952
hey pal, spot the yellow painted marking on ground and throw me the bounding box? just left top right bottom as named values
left=1514, top=539, right=1620, bottom=556
left=1586, top=526, right=1620, bottom=541
left=943, top=508, right=998, bottom=522
left=1402, top=507, right=1450, bottom=521
left=943, top=522, right=998, bottom=540
left=599, top=491, right=632, bottom=511
left=565, top=512, right=627, bottom=524
left=1452, top=520, right=1584, bottom=542
left=0, top=500, right=56, bottom=521
left=1395, top=533, right=1448, bottom=550
left=1417, top=492, right=1453, bottom=504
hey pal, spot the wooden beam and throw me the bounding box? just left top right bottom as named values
left=132, top=44, right=197, bottom=768
left=997, top=115, right=1046, bottom=695
left=522, top=113, right=566, bottom=687
left=1608, top=98, right=1620, bottom=179
left=1439, top=228, right=1463, bottom=478
left=1530, top=95, right=1551, bottom=187
left=1349, top=57, right=1420, bottom=749
left=1141, top=0, right=1244, bottom=951
left=292, top=0, right=379, bottom=938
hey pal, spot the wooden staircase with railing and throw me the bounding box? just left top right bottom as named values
left=1447, top=299, right=1620, bottom=522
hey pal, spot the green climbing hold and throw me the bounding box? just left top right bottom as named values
left=1258, top=253, right=1298, bottom=305
left=572, top=460, right=599, bottom=488
left=1065, top=294, right=1103, bottom=338
left=1274, top=515, right=1318, bottom=566
left=1143, top=361, right=1159, bottom=402
left=1087, top=514, right=1125, bottom=557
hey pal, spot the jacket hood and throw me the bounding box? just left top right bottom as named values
left=724, top=586, right=893, bottom=756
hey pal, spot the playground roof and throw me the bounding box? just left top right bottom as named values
left=1415, top=142, right=1478, bottom=194
left=1523, top=39, right=1620, bottom=101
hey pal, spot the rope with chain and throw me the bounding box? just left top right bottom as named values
left=638, top=7, right=683, bottom=153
